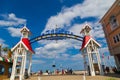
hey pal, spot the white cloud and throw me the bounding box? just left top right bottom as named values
left=0, top=38, right=8, bottom=47
left=7, top=27, right=21, bottom=37
left=35, top=40, right=71, bottom=58
left=69, top=22, right=93, bottom=36
left=32, top=60, right=45, bottom=64
left=91, top=22, right=105, bottom=38
left=72, top=54, right=83, bottom=60
left=68, top=22, right=106, bottom=47
left=79, top=0, right=115, bottom=18
left=34, top=0, right=115, bottom=67
left=43, top=0, right=115, bottom=32
left=0, top=13, right=27, bottom=37
left=0, top=13, right=26, bottom=27
left=40, top=0, right=115, bottom=57
left=99, top=47, right=109, bottom=54
left=35, top=39, right=83, bottom=60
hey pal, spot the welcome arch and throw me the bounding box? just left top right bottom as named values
left=30, top=28, right=83, bottom=43
left=10, top=24, right=104, bottom=80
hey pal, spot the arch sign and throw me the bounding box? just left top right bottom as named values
left=30, top=28, right=83, bottom=43
left=10, top=25, right=104, bottom=80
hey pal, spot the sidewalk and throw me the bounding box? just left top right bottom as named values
left=3, top=74, right=120, bottom=80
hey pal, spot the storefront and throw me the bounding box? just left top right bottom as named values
left=0, top=57, right=12, bottom=79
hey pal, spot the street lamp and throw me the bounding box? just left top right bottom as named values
left=0, top=44, right=2, bottom=56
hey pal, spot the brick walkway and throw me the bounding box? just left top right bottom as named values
left=26, top=75, right=120, bottom=80
left=3, top=74, right=120, bottom=80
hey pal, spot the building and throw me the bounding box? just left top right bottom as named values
left=100, top=0, right=120, bottom=70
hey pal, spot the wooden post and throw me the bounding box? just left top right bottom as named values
left=95, top=47, right=104, bottom=75
left=10, top=50, right=18, bottom=80
left=87, top=46, right=95, bottom=76
left=28, top=53, right=32, bottom=76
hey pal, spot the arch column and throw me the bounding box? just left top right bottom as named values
left=87, top=46, right=95, bottom=76
left=28, top=53, right=32, bottom=76
left=10, top=26, right=34, bottom=80
left=80, top=24, right=104, bottom=76
left=83, top=54, right=87, bottom=75
left=20, top=51, right=27, bottom=80
left=10, top=50, right=18, bottom=80
left=95, top=47, right=104, bottom=75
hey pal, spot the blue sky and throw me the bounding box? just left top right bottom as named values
left=0, top=0, right=116, bottom=72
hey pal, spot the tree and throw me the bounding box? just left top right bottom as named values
left=2, top=47, right=12, bottom=58
left=7, top=49, right=12, bottom=58
left=2, top=47, right=9, bottom=52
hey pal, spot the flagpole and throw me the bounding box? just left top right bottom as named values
left=102, top=53, right=106, bottom=73
left=108, top=56, right=112, bottom=67
left=102, top=53, right=106, bottom=67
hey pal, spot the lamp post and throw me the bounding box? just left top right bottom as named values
left=0, top=44, right=2, bottom=56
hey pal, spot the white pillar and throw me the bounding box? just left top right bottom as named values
left=20, top=56, right=23, bottom=78
left=83, top=55, right=86, bottom=69
left=22, top=51, right=27, bottom=79
left=84, top=54, right=88, bottom=75
left=20, top=55, right=25, bottom=80
left=28, top=53, right=32, bottom=76
left=87, top=47, right=95, bottom=76
left=10, top=50, right=18, bottom=80
left=95, top=47, right=104, bottom=75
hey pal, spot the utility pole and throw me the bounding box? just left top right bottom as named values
left=0, top=44, right=2, bottom=56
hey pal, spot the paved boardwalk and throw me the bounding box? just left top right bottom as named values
left=26, top=75, right=120, bottom=80
left=3, top=74, right=120, bottom=80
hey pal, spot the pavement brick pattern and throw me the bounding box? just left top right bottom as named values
left=3, top=74, right=120, bottom=80
left=26, top=75, right=120, bottom=80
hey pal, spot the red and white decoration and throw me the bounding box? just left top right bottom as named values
left=80, top=24, right=104, bottom=76
left=10, top=26, right=34, bottom=80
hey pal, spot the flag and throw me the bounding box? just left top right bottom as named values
left=102, top=53, right=104, bottom=59
left=108, top=56, right=109, bottom=60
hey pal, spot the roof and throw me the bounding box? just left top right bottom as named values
left=12, top=38, right=34, bottom=54
left=80, top=24, right=91, bottom=33
left=80, top=36, right=101, bottom=50
left=20, top=26, right=30, bottom=32
left=80, top=36, right=91, bottom=50
left=22, top=38, right=34, bottom=53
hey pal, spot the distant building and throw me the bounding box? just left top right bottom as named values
left=100, top=0, right=120, bottom=70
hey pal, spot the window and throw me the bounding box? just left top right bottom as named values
left=109, top=15, right=118, bottom=30
left=119, top=33, right=120, bottom=38
left=0, top=64, right=5, bottom=75
left=113, top=34, right=120, bottom=44
left=116, top=35, right=120, bottom=42
left=113, top=36, right=117, bottom=43
left=9, top=67, right=12, bottom=73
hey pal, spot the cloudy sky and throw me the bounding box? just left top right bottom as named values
left=0, top=0, right=116, bottom=72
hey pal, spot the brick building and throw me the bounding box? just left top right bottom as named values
left=100, top=0, right=120, bottom=70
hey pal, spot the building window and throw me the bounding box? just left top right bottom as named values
left=116, top=35, right=120, bottom=42
left=113, top=36, right=117, bottom=43
left=0, top=64, right=5, bottom=75
left=109, top=15, right=118, bottom=30
left=113, top=34, right=120, bottom=44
